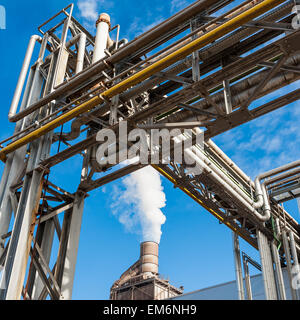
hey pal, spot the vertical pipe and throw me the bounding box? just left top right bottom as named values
left=92, top=13, right=110, bottom=64
left=289, top=231, right=299, bottom=266
left=243, top=258, right=252, bottom=300
left=257, top=230, right=278, bottom=300
left=270, top=241, right=286, bottom=300
left=75, top=33, right=86, bottom=74
left=282, top=231, right=297, bottom=300
left=289, top=231, right=300, bottom=299
left=9, top=35, right=42, bottom=119
left=232, top=232, right=245, bottom=300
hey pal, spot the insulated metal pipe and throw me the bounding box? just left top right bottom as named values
left=270, top=241, right=286, bottom=300
left=93, top=13, right=110, bottom=63
left=149, top=0, right=262, bottom=63
left=76, top=33, right=87, bottom=74
left=9, top=35, right=42, bottom=119
left=254, top=160, right=300, bottom=217
left=242, top=256, right=253, bottom=300
left=289, top=230, right=300, bottom=299
left=282, top=231, right=298, bottom=300
left=66, top=33, right=87, bottom=74
left=256, top=160, right=300, bottom=183
left=207, top=139, right=253, bottom=187
left=175, top=130, right=270, bottom=221
left=0, top=0, right=286, bottom=162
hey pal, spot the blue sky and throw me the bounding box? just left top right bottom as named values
left=0, top=0, right=299, bottom=300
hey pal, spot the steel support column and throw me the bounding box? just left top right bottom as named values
left=232, top=232, right=245, bottom=300
left=1, top=169, right=44, bottom=300
left=242, top=257, right=252, bottom=300
left=59, top=193, right=85, bottom=300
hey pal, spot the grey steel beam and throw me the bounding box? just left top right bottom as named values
left=31, top=221, right=55, bottom=299
left=240, top=54, right=288, bottom=110
left=38, top=263, right=57, bottom=300
left=242, top=258, right=252, bottom=300
left=30, top=248, right=60, bottom=300
left=32, top=242, right=61, bottom=298
left=178, top=103, right=219, bottom=118
left=1, top=169, right=44, bottom=300
left=156, top=72, right=193, bottom=85
left=258, top=61, right=300, bottom=74
left=36, top=202, right=74, bottom=225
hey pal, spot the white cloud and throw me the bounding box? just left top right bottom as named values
left=78, top=0, right=99, bottom=21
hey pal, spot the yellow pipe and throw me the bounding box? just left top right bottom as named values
left=152, top=164, right=258, bottom=249
left=0, top=0, right=285, bottom=162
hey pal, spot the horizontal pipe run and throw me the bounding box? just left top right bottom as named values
left=254, top=160, right=300, bottom=210
left=264, top=167, right=300, bottom=187
left=153, top=165, right=259, bottom=249
left=0, top=96, right=101, bottom=162
left=9, top=0, right=224, bottom=123
left=257, top=160, right=300, bottom=183
left=207, top=139, right=253, bottom=187
left=268, top=174, right=300, bottom=192
left=189, top=135, right=271, bottom=222
left=102, top=0, right=259, bottom=94
left=43, top=36, right=298, bottom=144
left=0, top=0, right=285, bottom=162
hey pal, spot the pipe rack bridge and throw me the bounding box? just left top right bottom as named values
left=0, top=0, right=300, bottom=300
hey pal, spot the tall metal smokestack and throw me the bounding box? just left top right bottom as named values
left=140, top=241, right=159, bottom=275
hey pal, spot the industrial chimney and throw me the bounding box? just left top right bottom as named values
left=140, top=241, right=159, bottom=275
left=110, top=242, right=183, bottom=300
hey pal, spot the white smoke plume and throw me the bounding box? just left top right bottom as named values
left=111, top=166, right=166, bottom=243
